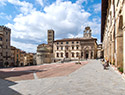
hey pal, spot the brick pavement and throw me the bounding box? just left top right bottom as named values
left=0, top=61, right=87, bottom=81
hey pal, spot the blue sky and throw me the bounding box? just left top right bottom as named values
left=0, top=0, right=101, bottom=52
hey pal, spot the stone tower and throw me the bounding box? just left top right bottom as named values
left=0, top=26, right=11, bottom=67
left=83, top=26, right=92, bottom=38
left=47, top=29, right=54, bottom=45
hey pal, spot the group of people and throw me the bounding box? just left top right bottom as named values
left=102, top=59, right=110, bottom=69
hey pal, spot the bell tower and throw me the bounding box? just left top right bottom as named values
left=83, top=26, right=92, bottom=38
left=47, top=29, right=54, bottom=45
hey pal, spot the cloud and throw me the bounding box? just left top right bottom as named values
left=0, top=0, right=35, bottom=15
left=0, top=0, right=7, bottom=6
left=0, top=12, right=12, bottom=20
left=5, top=0, right=100, bottom=52
left=11, top=40, right=37, bottom=53
left=76, top=0, right=88, bottom=5
left=36, top=0, right=44, bottom=6
left=93, top=3, right=101, bottom=13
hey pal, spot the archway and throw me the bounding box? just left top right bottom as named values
left=66, top=52, right=68, bottom=58
left=85, top=51, right=89, bottom=59
left=116, top=15, right=123, bottom=68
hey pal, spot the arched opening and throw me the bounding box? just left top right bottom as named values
left=85, top=51, right=89, bottom=59
left=66, top=52, right=68, bottom=58
left=81, top=52, right=83, bottom=58
left=116, top=15, right=123, bottom=68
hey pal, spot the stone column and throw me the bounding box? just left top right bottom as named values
left=89, top=51, right=91, bottom=59
left=83, top=50, right=85, bottom=59
left=123, top=25, right=125, bottom=74
left=115, top=21, right=123, bottom=68
left=92, top=50, right=94, bottom=59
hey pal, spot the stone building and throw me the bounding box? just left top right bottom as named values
left=20, top=51, right=26, bottom=66
left=36, top=44, right=53, bottom=64
left=24, top=53, right=34, bottom=66
left=36, top=29, right=54, bottom=65
left=37, top=27, right=101, bottom=64
left=48, top=29, right=54, bottom=46
left=11, top=46, right=21, bottom=66
left=0, top=26, right=11, bottom=67
left=11, top=46, right=27, bottom=66
left=97, top=44, right=103, bottom=59
left=101, top=0, right=125, bottom=73
left=53, top=27, right=98, bottom=61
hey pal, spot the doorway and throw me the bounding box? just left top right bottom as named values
left=85, top=51, right=89, bottom=59
left=66, top=52, right=68, bottom=58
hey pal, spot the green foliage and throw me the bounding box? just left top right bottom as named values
left=118, top=67, right=123, bottom=73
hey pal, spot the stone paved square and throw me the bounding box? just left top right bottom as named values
left=0, top=60, right=125, bottom=95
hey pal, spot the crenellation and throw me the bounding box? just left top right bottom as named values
left=0, top=25, right=11, bottom=31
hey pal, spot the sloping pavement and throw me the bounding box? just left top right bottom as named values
left=2, top=60, right=125, bottom=95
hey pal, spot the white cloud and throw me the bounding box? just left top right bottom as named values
left=36, top=0, right=44, bottom=6
left=11, top=40, right=37, bottom=53
left=0, top=12, right=12, bottom=20
left=0, top=0, right=6, bottom=6
left=1, top=0, right=35, bottom=15
left=76, top=0, right=88, bottom=5
left=5, top=0, right=100, bottom=52
left=93, top=3, right=101, bottom=13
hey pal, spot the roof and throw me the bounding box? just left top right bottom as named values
left=37, top=47, right=49, bottom=52
left=54, top=37, right=97, bottom=42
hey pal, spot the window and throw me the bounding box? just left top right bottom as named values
left=48, top=38, right=52, bottom=40
left=6, top=45, right=8, bottom=49
left=6, top=39, right=8, bottom=42
left=57, top=53, right=59, bottom=57
left=0, top=53, right=2, bottom=56
left=81, top=52, right=83, bottom=57
left=6, top=32, right=8, bottom=35
left=66, top=42, right=69, bottom=44
left=65, top=46, right=68, bottom=50
left=61, top=46, right=63, bottom=50
left=72, top=46, right=74, bottom=50
left=72, top=52, right=74, bottom=57
left=0, top=37, right=2, bottom=41
left=76, top=52, right=79, bottom=57
left=76, top=41, right=79, bottom=44
left=17, top=54, right=18, bottom=57
left=61, top=42, right=63, bottom=44
left=76, top=46, right=79, bottom=50
left=57, top=42, right=59, bottom=44
left=61, top=53, right=63, bottom=57
left=57, top=46, right=59, bottom=50
left=72, top=42, right=74, bottom=44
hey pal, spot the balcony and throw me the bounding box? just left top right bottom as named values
left=0, top=32, right=3, bottom=35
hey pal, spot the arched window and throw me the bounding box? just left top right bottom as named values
left=57, top=46, right=59, bottom=50
left=76, top=52, right=79, bottom=57
left=72, top=52, right=74, bottom=57
left=56, top=53, right=59, bottom=57
left=61, top=53, right=63, bottom=57
left=0, top=37, right=2, bottom=41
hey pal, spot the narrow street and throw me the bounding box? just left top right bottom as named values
left=0, top=60, right=125, bottom=95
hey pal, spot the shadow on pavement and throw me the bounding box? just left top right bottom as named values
left=0, top=69, right=47, bottom=80
left=0, top=79, right=21, bottom=95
